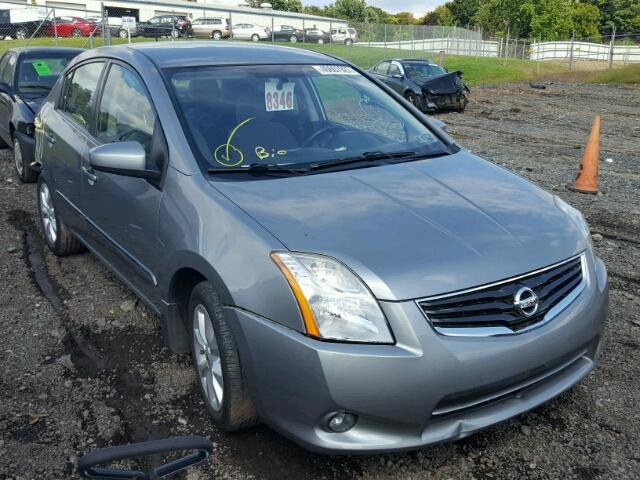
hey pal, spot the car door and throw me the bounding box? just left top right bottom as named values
left=233, top=24, right=247, bottom=39
left=386, top=62, right=406, bottom=95
left=370, top=61, right=390, bottom=85
left=44, top=61, right=105, bottom=233
left=0, top=52, right=15, bottom=145
left=79, top=61, right=164, bottom=306
left=191, top=18, right=204, bottom=38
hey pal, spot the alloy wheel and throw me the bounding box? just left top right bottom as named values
left=72, top=28, right=82, bottom=37
left=290, top=35, right=297, bottom=43
left=13, top=138, right=23, bottom=176
left=39, top=182, right=57, bottom=245
left=213, top=31, right=221, bottom=40
left=193, top=304, right=224, bottom=412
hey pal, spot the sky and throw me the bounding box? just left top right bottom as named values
left=304, top=0, right=443, bottom=18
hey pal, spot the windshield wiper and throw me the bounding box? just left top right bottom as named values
left=307, top=150, right=417, bottom=171
left=207, top=163, right=304, bottom=175
left=19, top=84, right=52, bottom=90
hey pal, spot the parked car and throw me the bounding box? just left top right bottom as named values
left=46, top=16, right=100, bottom=37
left=0, top=8, right=50, bottom=40
left=331, top=26, right=357, bottom=44
left=303, top=28, right=331, bottom=44
left=231, top=23, right=269, bottom=41
left=136, top=15, right=192, bottom=38
left=191, top=16, right=230, bottom=40
left=0, top=47, right=82, bottom=182
left=370, top=59, right=470, bottom=112
left=35, top=42, right=608, bottom=454
left=271, top=25, right=303, bottom=43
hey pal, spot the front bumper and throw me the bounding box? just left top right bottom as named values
left=228, top=254, right=608, bottom=454
left=422, top=91, right=468, bottom=112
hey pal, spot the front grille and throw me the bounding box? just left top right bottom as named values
left=418, top=254, right=585, bottom=333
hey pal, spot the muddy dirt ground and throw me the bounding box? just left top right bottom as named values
left=1, top=83, right=639, bottom=480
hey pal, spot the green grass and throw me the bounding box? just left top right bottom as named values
left=1, top=37, right=635, bottom=86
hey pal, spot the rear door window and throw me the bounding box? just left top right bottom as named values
left=62, top=61, right=104, bottom=130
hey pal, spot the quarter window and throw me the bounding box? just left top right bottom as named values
left=96, top=64, right=156, bottom=157
left=0, top=54, right=12, bottom=86
left=63, top=62, right=104, bottom=129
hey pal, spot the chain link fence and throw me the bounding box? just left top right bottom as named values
left=0, top=3, right=637, bottom=70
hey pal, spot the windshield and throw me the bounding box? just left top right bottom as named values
left=18, top=54, right=76, bottom=94
left=166, top=64, right=446, bottom=172
left=404, top=63, right=446, bottom=79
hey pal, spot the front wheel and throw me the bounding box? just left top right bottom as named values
left=317, top=38, right=324, bottom=44
left=14, top=137, right=37, bottom=183
left=118, top=29, right=128, bottom=38
left=72, top=28, right=82, bottom=37
left=37, top=177, right=85, bottom=256
left=344, top=38, right=353, bottom=45
left=15, top=27, right=28, bottom=39
left=251, top=33, right=260, bottom=42
left=289, top=35, right=297, bottom=43
left=189, top=282, right=257, bottom=431
left=212, top=30, right=222, bottom=40
left=171, top=29, right=180, bottom=38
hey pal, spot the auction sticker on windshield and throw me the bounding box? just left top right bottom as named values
left=32, top=61, right=52, bottom=76
left=265, top=80, right=295, bottom=112
left=313, top=65, right=358, bottom=75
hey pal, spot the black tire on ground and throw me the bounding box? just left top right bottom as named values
left=289, top=35, right=297, bottom=43
left=251, top=34, right=260, bottom=42
left=212, top=30, right=222, bottom=40
left=15, top=27, right=28, bottom=40
left=345, top=38, right=353, bottom=45
left=189, top=282, right=258, bottom=431
left=37, top=176, right=85, bottom=256
left=118, top=29, right=128, bottom=38
left=72, top=28, right=82, bottom=37
left=405, top=91, right=418, bottom=108
left=317, top=38, right=324, bottom=44
left=14, top=137, right=37, bottom=183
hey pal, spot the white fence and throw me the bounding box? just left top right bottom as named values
left=531, top=40, right=640, bottom=63
left=358, top=37, right=499, bottom=57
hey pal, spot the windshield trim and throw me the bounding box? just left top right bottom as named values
left=161, top=62, right=459, bottom=180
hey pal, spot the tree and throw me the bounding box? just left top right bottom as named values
left=392, top=12, right=418, bottom=25
left=262, top=0, right=302, bottom=12
left=434, top=5, right=455, bottom=26
left=475, top=0, right=533, bottom=37
left=420, top=11, right=440, bottom=26
left=448, top=0, right=480, bottom=27
left=584, top=0, right=640, bottom=34
left=571, top=2, right=601, bottom=38
left=328, top=0, right=368, bottom=22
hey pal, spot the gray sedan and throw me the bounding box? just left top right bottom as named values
left=34, top=42, right=608, bottom=454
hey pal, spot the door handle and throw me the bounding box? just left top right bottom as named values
left=82, top=165, right=97, bottom=183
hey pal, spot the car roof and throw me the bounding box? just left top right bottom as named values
left=76, top=41, right=344, bottom=69
left=395, top=59, right=435, bottom=64
left=7, top=46, right=85, bottom=56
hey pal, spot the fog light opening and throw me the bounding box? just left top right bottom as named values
left=327, top=411, right=357, bottom=433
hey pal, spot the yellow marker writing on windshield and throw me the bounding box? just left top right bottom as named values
left=214, top=117, right=255, bottom=167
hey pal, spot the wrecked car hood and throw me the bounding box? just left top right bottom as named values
left=413, top=71, right=467, bottom=95
left=213, top=151, right=585, bottom=301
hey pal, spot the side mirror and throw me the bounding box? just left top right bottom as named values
left=90, top=142, right=160, bottom=180
left=392, top=74, right=403, bottom=80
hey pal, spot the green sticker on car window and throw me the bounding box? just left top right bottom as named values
left=32, top=61, right=52, bottom=76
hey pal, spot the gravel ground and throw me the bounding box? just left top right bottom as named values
left=1, top=82, right=639, bottom=480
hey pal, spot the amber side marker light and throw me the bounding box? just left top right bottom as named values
left=270, top=252, right=321, bottom=338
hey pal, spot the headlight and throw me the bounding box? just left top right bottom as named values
left=271, top=252, right=394, bottom=344
left=554, top=195, right=591, bottom=242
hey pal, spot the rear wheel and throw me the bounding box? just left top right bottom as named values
left=344, top=38, right=353, bottom=45
left=189, top=282, right=257, bottom=431
left=212, top=30, right=222, bottom=40
left=37, top=177, right=84, bottom=256
left=251, top=33, right=260, bottom=42
left=15, top=27, right=28, bottom=40
left=171, top=29, right=180, bottom=38
left=289, top=35, right=297, bottom=43
left=72, top=28, right=82, bottom=37
left=14, top=137, right=37, bottom=183
left=317, top=38, right=324, bottom=44
left=118, top=29, right=128, bottom=38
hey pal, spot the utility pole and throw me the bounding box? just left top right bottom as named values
left=608, top=25, right=616, bottom=69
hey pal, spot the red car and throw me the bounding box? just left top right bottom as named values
left=46, top=16, right=100, bottom=37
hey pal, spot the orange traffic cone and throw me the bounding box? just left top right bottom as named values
left=570, top=115, right=600, bottom=194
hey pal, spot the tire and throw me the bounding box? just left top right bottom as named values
left=317, top=38, right=324, bottom=44
left=405, top=91, right=418, bottom=107
left=289, top=35, right=297, bottom=43
left=72, top=28, right=82, bottom=38
left=14, top=137, right=37, bottom=183
left=212, top=30, right=222, bottom=40
left=37, top=176, right=84, bottom=256
left=251, top=33, right=259, bottom=42
left=344, top=38, right=353, bottom=46
left=15, top=27, right=28, bottom=40
left=171, top=29, right=179, bottom=38
left=118, top=29, right=128, bottom=38
left=189, top=282, right=257, bottom=431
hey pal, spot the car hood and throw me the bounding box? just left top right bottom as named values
left=212, top=151, right=586, bottom=301
left=413, top=71, right=465, bottom=95
left=22, top=95, right=45, bottom=116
